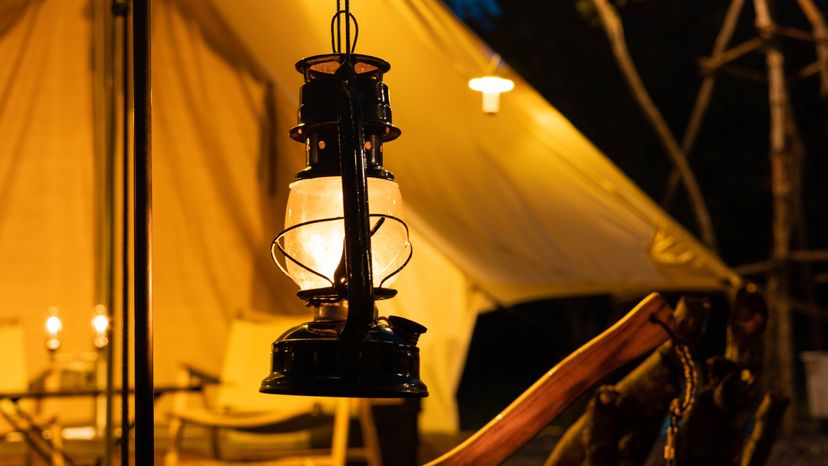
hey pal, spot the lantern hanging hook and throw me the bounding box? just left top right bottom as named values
left=331, top=0, right=359, bottom=57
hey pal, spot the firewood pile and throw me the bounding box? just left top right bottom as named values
left=545, top=287, right=789, bottom=466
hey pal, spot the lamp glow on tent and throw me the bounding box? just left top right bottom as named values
left=260, top=2, right=428, bottom=398
left=469, top=75, right=514, bottom=114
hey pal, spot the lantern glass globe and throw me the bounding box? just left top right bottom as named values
left=283, top=176, right=408, bottom=291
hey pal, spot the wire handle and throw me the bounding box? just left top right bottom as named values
left=270, top=214, right=412, bottom=291
left=330, top=0, right=359, bottom=55
left=649, top=313, right=698, bottom=466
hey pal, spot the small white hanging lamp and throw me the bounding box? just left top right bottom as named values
left=469, top=54, right=514, bottom=114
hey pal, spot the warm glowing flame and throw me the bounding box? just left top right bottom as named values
left=282, top=177, right=409, bottom=291
left=45, top=307, right=62, bottom=352
left=45, top=308, right=62, bottom=337
left=92, top=305, right=109, bottom=349
left=92, top=314, right=108, bottom=335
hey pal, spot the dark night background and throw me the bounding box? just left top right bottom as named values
left=442, top=0, right=828, bottom=431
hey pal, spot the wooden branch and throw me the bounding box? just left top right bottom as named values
left=774, top=26, right=816, bottom=42
left=740, top=392, right=789, bottom=466
left=722, top=285, right=828, bottom=322
left=545, top=298, right=711, bottom=466
left=726, top=285, right=768, bottom=372
left=733, top=249, right=828, bottom=276
left=754, top=0, right=797, bottom=429
left=799, top=60, right=821, bottom=78
left=591, top=0, right=718, bottom=250
left=733, top=262, right=770, bottom=276
left=718, top=64, right=767, bottom=83
left=796, top=0, right=828, bottom=96
left=772, top=293, right=828, bottom=322
left=791, top=249, right=826, bottom=261
left=426, top=293, right=674, bottom=466
left=698, top=37, right=763, bottom=73
left=661, top=0, right=746, bottom=208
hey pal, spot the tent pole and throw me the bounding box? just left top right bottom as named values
left=118, top=1, right=131, bottom=464
left=102, top=1, right=120, bottom=464
left=133, top=0, right=153, bottom=463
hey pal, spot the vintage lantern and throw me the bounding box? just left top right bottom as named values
left=260, top=4, right=428, bottom=398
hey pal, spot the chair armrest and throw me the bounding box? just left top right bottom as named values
left=179, top=363, right=220, bottom=385
left=167, top=405, right=322, bottom=430
left=28, top=369, right=51, bottom=390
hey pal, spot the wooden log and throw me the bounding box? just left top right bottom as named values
left=583, top=387, right=623, bottom=466
left=740, top=392, right=789, bottom=466
left=726, top=285, right=768, bottom=372
left=675, top=286, right=769, bottom=465
left=675, top=357, right=757, bottom=465
left=426, top=293, right=674, bottom=466
left=545, top=297, right=711, bottom=466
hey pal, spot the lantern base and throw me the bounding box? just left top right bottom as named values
left=260, top=318, right=428, bottom=398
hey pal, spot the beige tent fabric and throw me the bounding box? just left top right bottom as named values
left=151, top=0, right=304, bottom=391
left=209, top=0, right=739, bottom=305
left=378, top=229, right=481, bottom=432
left=0, top=0, right=96, bottom=379
left=200, top=0, right=740, bottom=431
left=151, top=0, right=482, bottom=432
left=0, top=0, right=740, bottom=435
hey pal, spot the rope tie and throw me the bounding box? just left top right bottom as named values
left=650, top=313, right=698, bottom=465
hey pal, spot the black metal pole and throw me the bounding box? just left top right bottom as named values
left=103, top=3, right=124, bottom=466
left=336, top=63, right=374, bottom=343
left=133, top=0, right=153, bottom=463
left=119, top=1, right=131, bottom=464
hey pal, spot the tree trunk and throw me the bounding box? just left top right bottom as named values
left=753, top=0, right=798, bottom=430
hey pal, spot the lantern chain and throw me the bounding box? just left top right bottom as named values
left=649, top=313, right=699, bottom=466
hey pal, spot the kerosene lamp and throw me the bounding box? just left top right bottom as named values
left=260, top=3, right=428, bottom=398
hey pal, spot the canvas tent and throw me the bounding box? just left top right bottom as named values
left=0, top=0, right=738, bottom=434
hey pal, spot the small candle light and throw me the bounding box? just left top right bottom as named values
left=92, top=304, right=109, bottom=349
left=45, top=306, right=62, bottom=352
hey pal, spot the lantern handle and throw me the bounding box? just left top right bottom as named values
left=330, top=11, right=358, bottom=55
left=271, top=218, right=339, bottom=288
